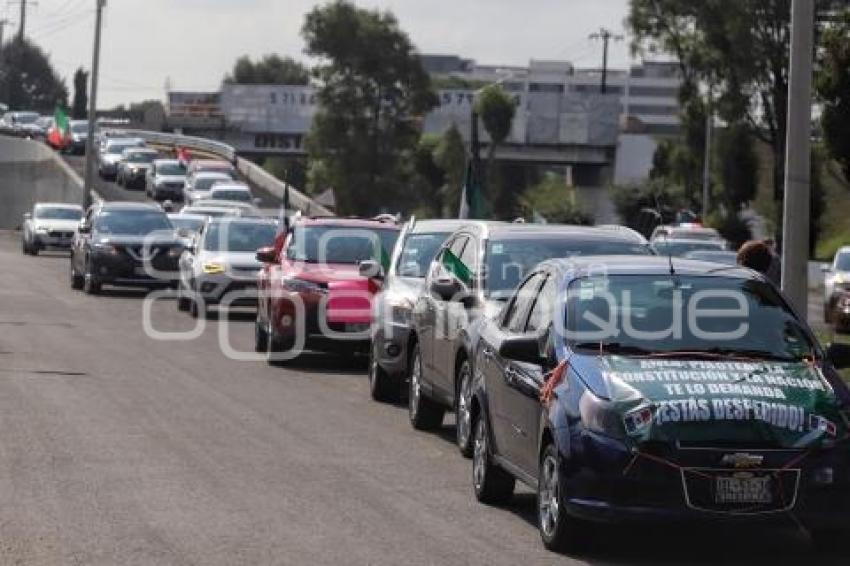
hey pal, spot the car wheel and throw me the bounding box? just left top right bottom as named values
left=83, top=259, right=101, bottom=295
left=255, top=315, right=269, bottom=353
left=810, top=528, right=845, bottom=555
left=265, top=325, right=294, bottom=365
left=189, top=295, right=205, bottom=319
left=538, top=443, right=587, bottom=553
left=31, top=243, right=39, bottom=256
left=408, top=344, right=445, bottom=430
left=369, top=340, right=397, bottom=403
left=177, top=293, right=190, bottom=311
left=455, top=359, right=474, bottom=457
left=70, top=258, right=84, bottom=290
left=472, top=414, right=514, bottom=504
left=21, top=237, right=28, bottom=255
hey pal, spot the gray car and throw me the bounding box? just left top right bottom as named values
left=367, top=218, right=470, bottom=402
left=98, top=137, right=145, bottom=180
left=21, top=203, right=84, bottom=255
left=146, top=159, right=188, bottom=201
left=177, top=217, right=278, bottom=318
left=117, top=147, right=159, bottom=189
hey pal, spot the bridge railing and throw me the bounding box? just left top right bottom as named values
left=111, top=129, right=333, bottom=216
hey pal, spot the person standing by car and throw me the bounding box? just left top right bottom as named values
left=736, top=240, right=778, bottom=285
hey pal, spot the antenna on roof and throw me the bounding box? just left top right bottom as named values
left=653, top=193, right=675, bottom=277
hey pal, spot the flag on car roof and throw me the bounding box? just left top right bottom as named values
left=47, top=105, right=69, bottom=148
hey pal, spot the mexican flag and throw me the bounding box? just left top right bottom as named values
left=458, top=160, right=485, bottom=219
left=47, top=106, right=70, bottom=148
left=441, top=248, right=473, bottom=287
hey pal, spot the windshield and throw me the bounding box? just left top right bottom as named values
left=107, top=143, right=138, bottom=155
left=195, top=177, right=229, bottom=191
left=203, top=222, right=277, bottom=252
left=210, top=189, right=251, bottom=202
left=652, top=240, right=725, bottom=257
left=94, top=210, right=173, bottom=236
left=835, top=252, right=850, bottom=271
left=486, top=238, right=652, bottom=295
left=71, top=122, right=88, bottom=134
left=35, top=207, right=81, bottom=220
left=16, top=113, right=38, bottom=124
left=158, top=162, right=186, bottom=176
left=397, top=232, right=450, bottom=278
left=287, top=225, right=399, bottom=265
left=127, top=152, right=157, bottom=163
left=170, top=217, right=205, bottom=232
left=565, top=274, right=815, bottom=362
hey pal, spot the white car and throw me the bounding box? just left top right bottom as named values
left=21, top=203, right=84, bottom=255
left=207, top=182, right=257, bottom=205
left=650, top=224, right=723, bottom=242
left=147, top=159, right=188, bottom=201
left=98, top=137, right=146, bottom=180
left=117, top=147, right=159, bottom=189
left=183, top=172, right=233, bottom=204
left=824, top=247, right=850, bottom=319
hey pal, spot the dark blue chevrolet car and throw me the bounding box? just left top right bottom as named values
left=470, top=256, right=850, bottom=553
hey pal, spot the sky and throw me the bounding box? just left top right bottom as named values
left=8, top=0, right=634, bottom=108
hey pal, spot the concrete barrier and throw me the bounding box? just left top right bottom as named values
left=0, top=135, right=84, bottom=230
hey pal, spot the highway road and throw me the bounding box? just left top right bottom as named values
left=0, top=230, right=840, bottom=565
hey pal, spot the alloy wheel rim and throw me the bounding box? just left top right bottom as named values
left=539, top=455, right=560, bottom=538
left=473, top=419, right=486, bottom=489
left=457, top=367, right=471, bottom=447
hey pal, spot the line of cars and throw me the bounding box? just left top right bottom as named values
left=18, top=193, right=850, bottom=555
left=0, top=111, right=89, bottom=153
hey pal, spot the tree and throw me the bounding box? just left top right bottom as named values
left=433, top=124, right=467, bottom=216
left=818, top=9, right=850, bottom=182
left=223, top=54, right=309, bottom=85
left=474, top=84, right=516, bottom=217
left=71, top=67, right=88, bottom=119
left=716, top=123, right=759, bottom=211
left=518, top=173, right=592, bottom=225
left=628, top=0, right=795, bottom=237
left=302, top=0, right=438, bottom=215
left=0, top=38, right=67, bottom=112
left=411, top=133, right=445, bottom=216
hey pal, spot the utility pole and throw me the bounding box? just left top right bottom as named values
left=781, top=0, right=815, bottom=317
left=82, top=0, right=106, bottom=210
left=702, top=87, right=713, bottom=220
left=17, top=0, right=26, bottom=41
left=589, top=27, right=623, bottom=94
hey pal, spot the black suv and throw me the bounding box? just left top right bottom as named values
left=70, top=201, right=183, bottom=294
left=408, top=223, right=651, bottom=456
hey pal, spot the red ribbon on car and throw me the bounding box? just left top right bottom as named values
left=540, top=359, right=568, bottom=406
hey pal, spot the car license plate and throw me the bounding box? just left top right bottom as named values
left=715, top=474, right=772, bottom=504
left=134, top=266, right=150, bottom=277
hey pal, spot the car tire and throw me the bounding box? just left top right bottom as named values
left=810, top=528, right=845, bottom=555
left=83, top=259, right=101, bottom=295
left=472, top=413, right=515, bottom=504
left=177, top=292, right=190, bottom=311
left=70, top=259, right=84, bottom=290
left=369, top=340, right=397, bottom=403
left=31, top=244, right=39, bottom=256
left=538, top=443, right=588, bottom=554
left=455, top=358, right=474, bottom=458
left=255, top=316, right=269, bottom=353
left=189, top=295, right=205, bottom=319
left=408, top=343, right=445, bottom=430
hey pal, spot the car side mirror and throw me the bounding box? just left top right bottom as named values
left=499, top=335, right=545, bottom=365
left=256, top=246, right=277, bottom=264
left=23, top=212, right=31, bottom=220
left=78, top=222, right=91, bottom=234
left=430, top=275, right=460, bottom=301
left=826, top=343, right=850, bottom=369
left=359, top=259, right=384, bottom=280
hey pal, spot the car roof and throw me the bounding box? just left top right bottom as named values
left=168, top=212, right=207, bottom=221
left=106, top=137, right=143, bottom=145
left=295, top=216, right=401, bottom=230
left=543, top=255, right=756, bottom=280
left=207, top=216, right=277, bottom=226
left=408, top=218, right=478, bottom=234
left=653, top=237, right=726, bottom=245
left=97, top=201, right=163, bottom=212
left=153, top=158, right=181, bottom=165
left=192, top=171, right=233, bottom=179
left=209, top=182, right=250, bottom=190
left=192, top=199, right=254, bottom=208
left=486, top=223, right=648, bottom=243
left=124, top=147, right=157, bottom=154
left=35, top=202, right=83, bottom=210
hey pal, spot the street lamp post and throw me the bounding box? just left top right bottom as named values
left=82, top=0, right=106, bottom=210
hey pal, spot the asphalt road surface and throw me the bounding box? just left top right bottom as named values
left=0, top=232, right=842, bottom=566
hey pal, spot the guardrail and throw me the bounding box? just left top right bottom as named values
left=112, top=129, right=333, bottom=216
